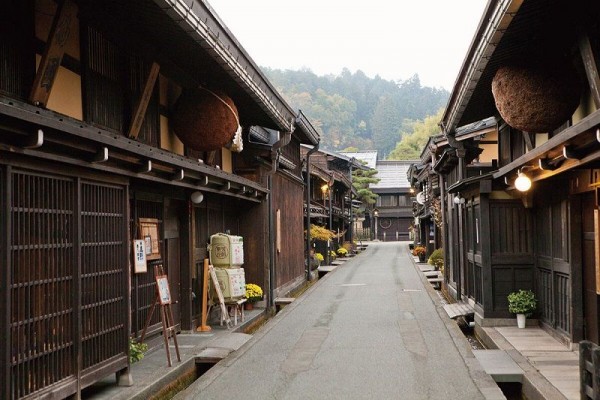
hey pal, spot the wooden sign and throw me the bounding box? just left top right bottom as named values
left=156, top=275, right=171, bottom=305
left=133, top=239, right=147, bottom=273
left=139, top=218, right=161, bottom=260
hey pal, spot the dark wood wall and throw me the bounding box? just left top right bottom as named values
left=377, top=217, right=412, bottom=241
left=486, top=200, right=534, bottom=316
left=272, top=172, right=304, bottom=293
left=534, top=185, right=572, bottom=336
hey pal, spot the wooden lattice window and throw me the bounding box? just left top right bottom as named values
left=80, top=181, right=127, bottom=369
left=10, top=172, right=76, bottom=398
left=83, top=25, right=125, bottom=133
left=83, top=25, right=159, bottom=143
left=8, top=171, right=128, bottom=398
left=130, top=198, right=163, bottom=337
left=0, top=1, right=34, bottom=100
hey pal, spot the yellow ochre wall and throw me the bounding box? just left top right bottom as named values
left=35, top=0, right=82, bottom=120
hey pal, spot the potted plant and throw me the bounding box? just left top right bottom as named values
left=337, top=247, right=348, bottom=257
left=428, top=248, right=444, bottom=272
left=412, top=246, right=426, bottom=262
left=507, top=289, right=536, bottom=328
left=245, top=283, right=263, bottom=310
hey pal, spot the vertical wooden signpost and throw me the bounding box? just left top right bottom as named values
left=140, top=265, right=181, bottom=367
left=197, top=259, right=212, bottom=332
left=209, top=265, right=231, bottom=329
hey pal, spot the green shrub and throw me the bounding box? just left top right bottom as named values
left=129, top=339, right=148, bottom=363
left=428, top=248, right=444, bottom=270
left=507, top=289, right=537, bottom=316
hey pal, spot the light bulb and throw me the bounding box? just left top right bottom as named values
left=514, top=172, right=532, bottom=192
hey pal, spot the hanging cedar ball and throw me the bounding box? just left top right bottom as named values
left=491, top=61, right=581, bottom=133
left=171, top=88, right=239, bottom=151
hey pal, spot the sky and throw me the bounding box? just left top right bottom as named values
left=206, top=0, right=489, bottom=90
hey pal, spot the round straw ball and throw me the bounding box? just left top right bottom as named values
left=171, top=88, right=239, bottom=151
left=492, top=61, right=581, bottom=133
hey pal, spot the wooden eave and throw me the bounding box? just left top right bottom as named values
left=416, top=164, right=431, bottom=182
left=493, top=109, right=600, bottom=188
left=433, top=148, right=458, bottom=174
left=331, top=170, right=351, bottom=189
left=295, top=111, right=320, bottom=145
left=441, top=0, right=521, bottom=132
left=447, top=172, right=494, bottom=194
left=456, top=126, right=497, bottom=142
left=0, top=96, right=268, bottom=202
left=309, top=164, right=332, bottom=183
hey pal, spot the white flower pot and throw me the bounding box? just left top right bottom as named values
left=516, top=313, right=526, bottom=329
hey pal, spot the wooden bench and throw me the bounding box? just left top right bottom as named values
left=274, top=297, right=295, bottom=312
left=317, top=265, right=337, bottom=278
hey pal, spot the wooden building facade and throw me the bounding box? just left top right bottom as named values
left=0, top=0, right=318, bottom=398
left=302, top=146, right=360, bottom=257
left=431, top=0, right=600, bottom=346
left=371, top=161, right=414, bottom=242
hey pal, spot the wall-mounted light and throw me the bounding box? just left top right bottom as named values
left=453, top=193, right=465, bottom=204
left=321, top=183, right=329, bottom=194
left=514, top=170, right=532, bottom=192
left=191, top=191, right=204, bottom=204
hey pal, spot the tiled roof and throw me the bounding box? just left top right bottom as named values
left=371, top=161, right=416, bottom=189
left=340, top=151, right=378, bottom=169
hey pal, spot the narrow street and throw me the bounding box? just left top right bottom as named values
left=178, top=242, right=499, bottom=399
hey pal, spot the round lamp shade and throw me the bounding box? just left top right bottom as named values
left=190, top=191, right=204, bottom=204
left=514, top=173, right=532, bottom=192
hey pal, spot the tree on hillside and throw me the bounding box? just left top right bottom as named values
left=387, top=109, right=444, bottom=160
left=262, top=67, right=449, bottom=154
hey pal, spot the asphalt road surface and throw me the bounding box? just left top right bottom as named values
left=179, top=242, right=492, bottom=399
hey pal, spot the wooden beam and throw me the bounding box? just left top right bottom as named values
left=579, top=35, right=600, bottom=109
left=172, top=169, right=184, bottom=181
left=563, top=145, right=581, bottom=160
left=128, top=62, right=160, bottom=139
left=29, top=0, right=78, bottom=107
left=19, top=129, right=44, bottom=149
left=198, top=176, right=209, bottom=186
left=138, top=160, right=152, bottom=173
left=91, top=147, right=108, bottom=163
left=538, top=158, right=561, bottom=171
left=522, top=131, right=534, bottom=151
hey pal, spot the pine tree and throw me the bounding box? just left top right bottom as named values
left=352, top=167, right=380, bottom=215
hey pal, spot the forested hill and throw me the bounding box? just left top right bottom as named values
left=262, top=67, right=449, bottom=157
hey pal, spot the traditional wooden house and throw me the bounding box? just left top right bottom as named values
left=0, top=1, right=317, bottom=398
left=408, top=135, right=446, bottom=254
left=439, top=0, right=600, bottom=346
left=370, top=161, right=415, bottom=242
left=301, top=146, right=359, bottom=259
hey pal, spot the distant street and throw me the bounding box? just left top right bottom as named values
left=180, top=242, right=488, bottom=399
